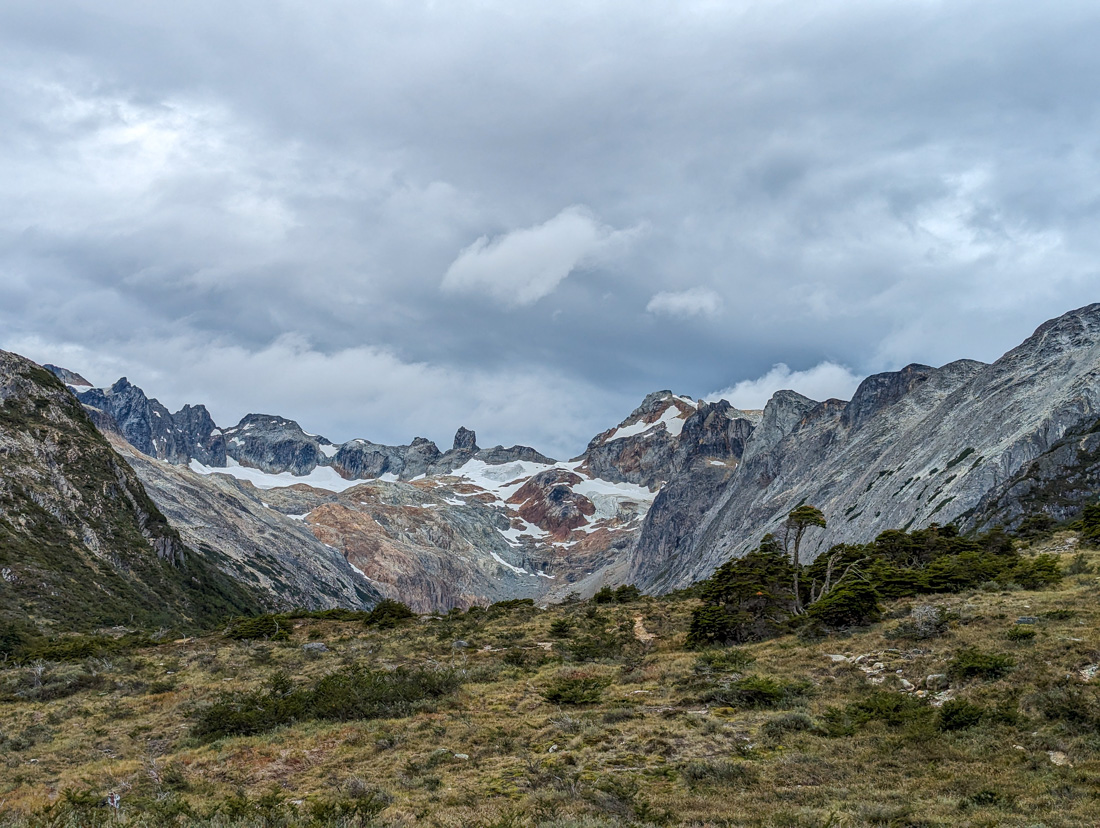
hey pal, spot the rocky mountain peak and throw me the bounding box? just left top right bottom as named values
left=453, top=426, right=478, bottom=452
left=43, top=364, right=91, bottom=387
left=841, top=364, right=935, bottom=430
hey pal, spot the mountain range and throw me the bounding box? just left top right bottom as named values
left=3, top=303, right=1099, bottom=623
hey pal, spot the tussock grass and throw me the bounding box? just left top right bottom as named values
left=0, top=541, right=1097, bottom=826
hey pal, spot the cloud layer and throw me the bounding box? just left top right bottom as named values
left=708, top=363, right=864, bottom=411
left=1, top=1, right=1097, bottom=455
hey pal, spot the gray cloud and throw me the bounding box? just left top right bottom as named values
left=1, top=1, right=1098, bottom=455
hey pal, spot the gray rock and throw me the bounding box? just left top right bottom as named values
left=629, top=304, right=1100, bottom=592
left=1016, top=616, right=1038, bottom=624
left=452, top=640, right=470, bottom=649
left=925, top=674, right=949, bottom=691
left=302, top=642, right=329, bottom=652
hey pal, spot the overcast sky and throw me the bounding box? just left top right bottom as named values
left=2, top=1, right=1098, bottom=458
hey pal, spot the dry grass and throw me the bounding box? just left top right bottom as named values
left=0, top=542, right=1098, bottom=827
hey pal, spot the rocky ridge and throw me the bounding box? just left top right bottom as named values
left=628, top=304, right=1100, bottom=592
left=0, top=351, right=262, bottom=629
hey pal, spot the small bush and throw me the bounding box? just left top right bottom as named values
left=224, top=614, right=290, bottom=641
left=1032, top=684, right=1100, bottom=732
left=889, top=604, right=951, bottom=640
left=192, top=666, right=460, bottom=741
left=937, top=698, right=985, bottom=731
left=593, top=585, right=643, bottom=604
left=1010, top=554, right=1062, bottom=589
left=1064, top=553, right=1093, bottom=575
left=692, top=648, right=755, bottom=674
left=806, top=579, right=882, bottom=627
left=1005, top=625, right=1037, bottom=642
left=541, top=675, right=610, bottom=705
left=823, top=691, right=933, bottom=735
left=548, top=619, right=574, bottom=638
left=364, top=600, right=416, bottom=629
left=948, top=648, right=1014, bottom=681
left=703, top=675, right=809, bottom=709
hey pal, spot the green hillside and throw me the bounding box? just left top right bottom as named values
left=0, top=531, right=1096, bottom=827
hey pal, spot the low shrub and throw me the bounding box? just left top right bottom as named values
left=805, top=579, right=882, bottom=627
left=541, top=675, right=610, bottom=705
left=1006, top=625, right=1037, bottom=642
left=692, top=648, right=755, bottom=674
left=823, top=691, right=933, bottom=735
left=192, top=666, right=460, bottom=741
left=1031, top=684, right=1100, bottom=732
left=1009, top=554, right=1062, bottom=588
left=593, top=585, right=643, bottom=604
left=364, top=600, right=416, bottom=629
left=937, top=698, right=985, bottom=731
left=948, top=648, right=1014, bottom=681
left=224, top=614, right=290, bottom=641
left=548, top=619, right=574, bottom=638
left=702, top=675, right=809, bottom=709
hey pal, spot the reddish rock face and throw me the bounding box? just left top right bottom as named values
left=508, top=469, right=596, bottom=540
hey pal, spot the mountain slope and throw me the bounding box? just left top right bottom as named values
left=0, top=351, right=263, bottom=630
left=629, top=304, right=1100, bottom=592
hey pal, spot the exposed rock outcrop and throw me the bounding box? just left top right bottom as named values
left=0, top=351, right=262, bottom=629
left=628, top=304, right=1100, bottom=593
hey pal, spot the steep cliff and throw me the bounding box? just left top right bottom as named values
left=629, top=304, right=1100, bottom=592
left=0, top=351, right=262, bottom=630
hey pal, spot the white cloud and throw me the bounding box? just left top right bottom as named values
left=646, top=287, right=723, bottom=318
left=707, top=361, right=862, bottom=410
left=441, top=205, right=635, bottom=307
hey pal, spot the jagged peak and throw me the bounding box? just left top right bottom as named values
left=453, top=426, right=478, bottom=452
left=43, top=364, right=92, bottom=387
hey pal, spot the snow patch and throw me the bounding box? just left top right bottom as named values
left=489, top=550, right=530, bottom=575
left=606, top=404, right=686, bottom=442
left=319, top=444, right=339, bottom=458
left=188, top=458, right=365, bottom=492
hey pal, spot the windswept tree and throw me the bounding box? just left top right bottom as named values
left=784, top=504, right=826, bottom=612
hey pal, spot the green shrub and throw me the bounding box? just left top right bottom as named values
left=823, top=691, right=933, bottom=735
left=1032, top=684, right=1100, bottom=732
left=594, top=585, right=643, bottom=604
left=224, top=614, right=290, bottom=641
left=364, top=600, right=416, bottom=629
left=702, top=675, right=809, bottom=709
left=948, top=648, right=1014, bottom=681
left=541, top=675, right=610, bottom=705
left=1010, top=554, right=1062, bottom=588
left=937, top=698, right=985, bottom=731
left=806, top=579, right=882, bottom=627
left=687, top=541, right=796, bottom=648
left=549, top=618, right=574, bottom=638
left=192, top=666, right=460, bottom=741
left=1079, top=503, right=1100, bottom=547
left=692, top=648, right=755, bottom=674
left=1006, top=625, right=1037, bottom=642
